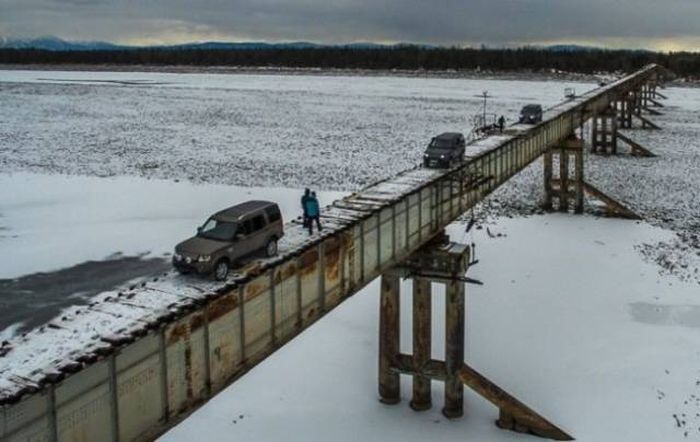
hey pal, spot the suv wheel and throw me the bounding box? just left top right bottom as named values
left=265, top=237, right=278, bottom=257
left=213, top=259, right=229, bottom=281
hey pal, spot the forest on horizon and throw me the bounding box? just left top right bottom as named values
left=1, top=46, right=699, bottom=78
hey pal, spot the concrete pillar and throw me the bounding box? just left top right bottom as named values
left=379, top=273, right=401, bottom=404
left=443, top=278, right=465, bottom=418
left=410, top=279, right=432, bottom=411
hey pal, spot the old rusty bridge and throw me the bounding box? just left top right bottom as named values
left=0, top=64, right=671, bottom=441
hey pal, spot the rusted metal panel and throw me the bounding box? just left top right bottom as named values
left=55, top=359, right=111, bottom=442
left=243, top=277, right=272, bottom=359
left=322, top=237, right=343, bottom=309
left=419, top=187, right=432, bottom=239
left=165, top=313, right=207, bottom=418
left=206, top=292, right=242, bottom=392
left=362, top=215, right=379, bottom=279
left=299, top=247, right=320, bottom=325
left=394, top=202, right=408, bottom=257
left=347, top=226, right=362, bottom=288
left=3, top=392, right=51, bottom=442
left=116, top=332, right=162, bottom=442
left=243, top=272, right=270, bottom=303
left=274, top=262, right=300, bottom=341
left=379, top=208, right=394, bottom=268
left=407, top=194, right=420, bottom=248
left=440, top=181, right=452, bottom=224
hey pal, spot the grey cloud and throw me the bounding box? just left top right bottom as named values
left=1, top=0, right=699, bottom=48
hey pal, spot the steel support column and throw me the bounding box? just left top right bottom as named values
left=410, top=278, right=432, bottom=411
left=378, top=273, right=401, bottom=404
left=443, top=277, right=465, bottom=418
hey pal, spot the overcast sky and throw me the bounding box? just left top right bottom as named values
left=1, top=0, right=699, bottom=51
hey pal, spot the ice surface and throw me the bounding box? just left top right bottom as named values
left=0, top=69, right=592, bottom=191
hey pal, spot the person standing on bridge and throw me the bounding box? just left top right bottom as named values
left=301, top=188, right=311, bottom=228
left=305, top=191, right=322, bottom=235
left=498, top=115, right=506, bottom=133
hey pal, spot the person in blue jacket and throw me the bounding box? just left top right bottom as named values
left=305, top=191, right=322, bottom=235
left=301, top=188, right=311, bottom=228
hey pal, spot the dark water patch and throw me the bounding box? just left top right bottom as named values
left=0, top=255, right=169, bottom=334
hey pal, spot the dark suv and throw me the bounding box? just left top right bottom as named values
left=423, top=132, right=466, bottom=168
left=518, top=104, right=543, bottom=124
left=173, top=200, right=284, bottom=280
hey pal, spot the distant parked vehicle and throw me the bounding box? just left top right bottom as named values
left=518, top=104, right=543, bottom=124
left=173, top=200, right=284, bottom=281
left=423, top=132, right=466, bottom=168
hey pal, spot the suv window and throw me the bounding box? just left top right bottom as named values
left=198, top=218, right=237, bottom=241
left=239, top=219, right=252, bottom=236
left=430, top=138, right=453, bottom=148
left=265, top=206, right=281, bottom=223
left=251, top=214, right=266, bottom=232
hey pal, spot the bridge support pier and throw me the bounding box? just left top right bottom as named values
left=591, top=106, right=618, bottom=154
left=617, top=94, right=634, bottom=129
left=629, top=84, right=662, bottom=130
left=378, top=234, right=573, bottom=440
left=600, top=93, right=658, bottom=157
left=543, top=134, right=641, bottom=218
left=544, top=135, right=584, bottom=213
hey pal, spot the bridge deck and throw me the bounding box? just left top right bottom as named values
left=0, top=64, right=668, bottom=442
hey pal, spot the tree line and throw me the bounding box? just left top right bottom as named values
left=1, top=46, right=699, bottom=78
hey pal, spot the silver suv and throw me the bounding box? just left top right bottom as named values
left=173, top=200, right=284, bottom=280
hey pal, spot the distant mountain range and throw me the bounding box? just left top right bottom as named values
left=0, top=36, right=616, bottom=52
left=0, top=36, right=432, bottom=51
left=0, top=36, right=123, bottom=51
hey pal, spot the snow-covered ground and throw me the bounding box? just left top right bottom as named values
left=161, top=215, right=700, bottom=442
